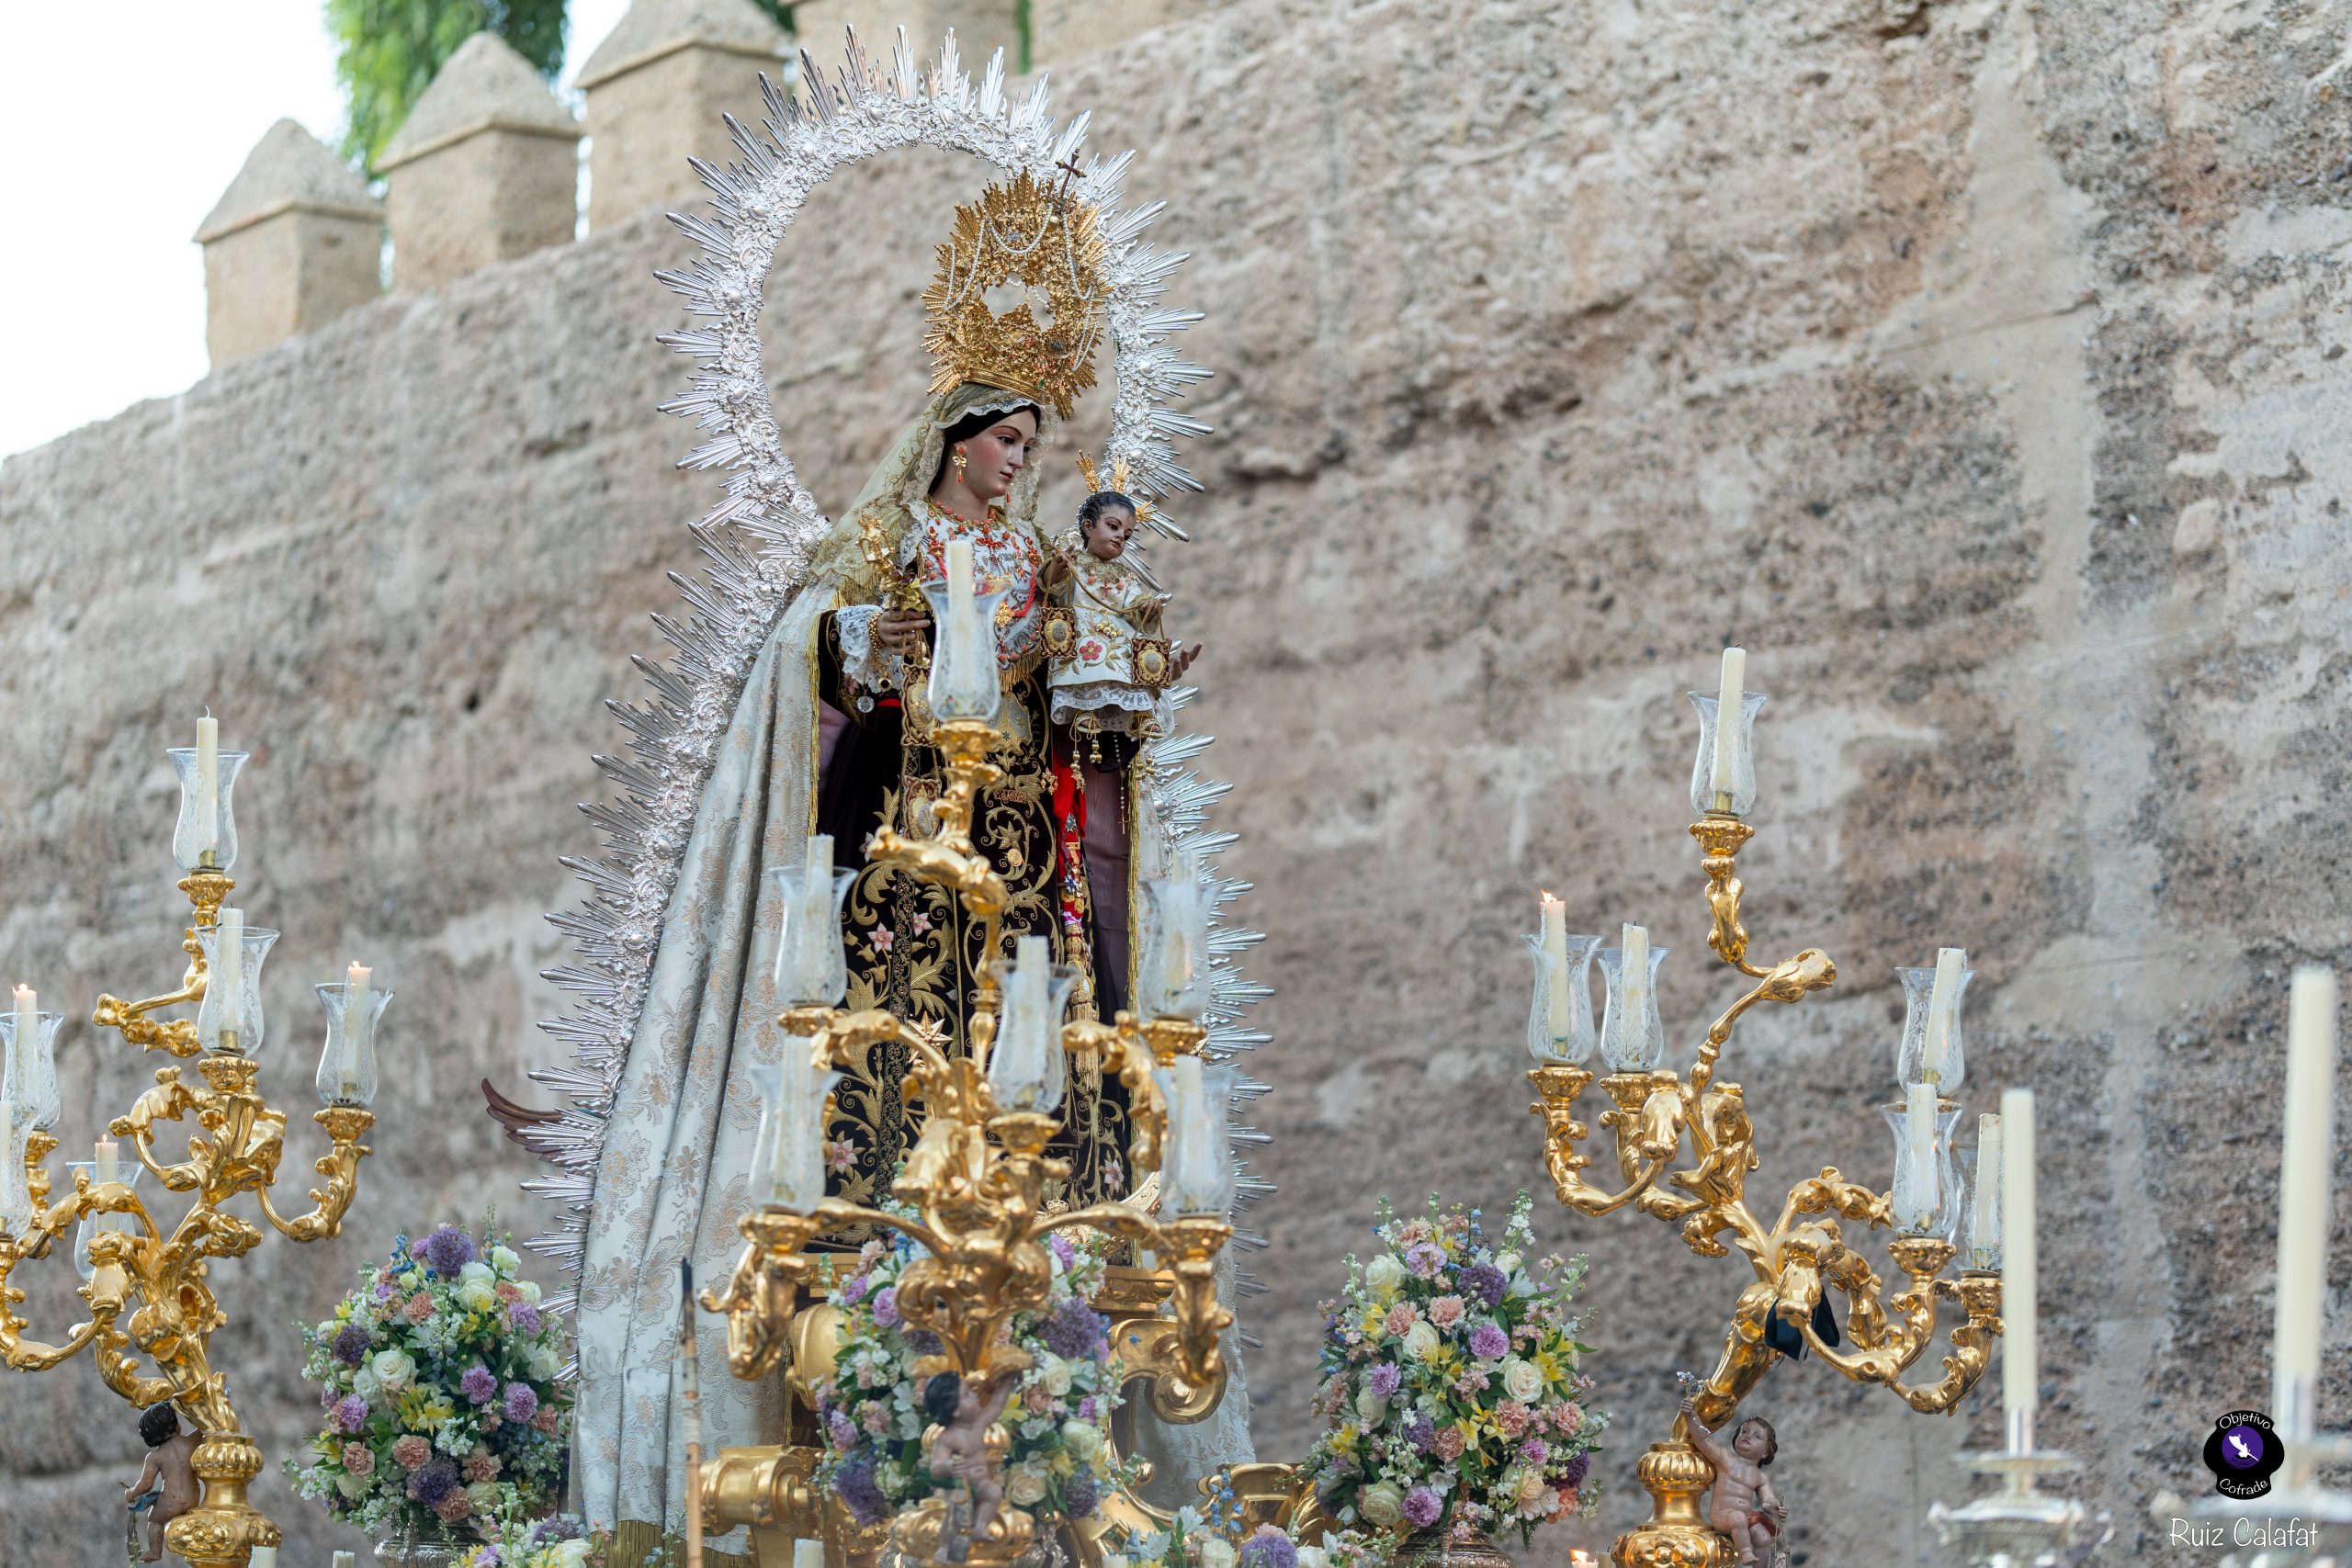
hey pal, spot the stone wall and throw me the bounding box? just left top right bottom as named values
left=5, top=0, right=2350, bottom=1563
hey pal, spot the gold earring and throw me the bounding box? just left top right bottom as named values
left=952, top=447, right=968, bottom=476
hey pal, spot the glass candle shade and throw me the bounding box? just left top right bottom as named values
left=1883, top=1098, right=1965, bottom=1236
left=1688, top=691, right=1768, bottom=818
left=0, top=1010, right=64, bottom=1131
left=166, top=746, right=249, bottom=874
left=1962, top=1127, right=2004, bottom=1270
left=1157, top=1057, right=1238, bottom=1217
left=314, top=981, right=392, bottom=1108
left=989, top=943, right=1080, bottom=1114
left=920, top=578, right=1010, bottom=724
left=195, top=922, right=279, bottom=1055
left=1523, top=931, right=1601, bottom=1064
left=748, top=1056, right=841, bottom=1213
left=767, top=865, right=857, bottom=1008
left=68, top=1160, right=140, bottom=1283
left=1894, top=962, right=1975, bottom=1092
left=1137, top=869, right=1214, bottom=1021
left=0, top=1117, right=30, bottom=1236
left=1597, top=942, right=1669, bottom=1072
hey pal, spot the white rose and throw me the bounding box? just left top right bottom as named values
left=516, top=1280, right=542, bottom=1305
left=1196, top=1538, right=1238, bottom=1568
left=457, top=1279, right=501, bottom=1313
left=1358, top=1482, right=1406, bottom=1529
left=1495, top=1252, right=1521, bottom=1277
left=1354, top=1386, right=1389, bottom=1426
left=459, top=1260, right=494, bottom=1286
left=1500, top=1358, right=1543, bottom=1404
left=369, top=1348, right=416, bottom=1393
left=1006, top=1471, right=1048, bottom=1506
left=1402, top=1321, right=1441, bottom=1361
left=1040, top=1356, right=1074, bottom=1397
left=550, top=1543, right=592, bottom=1568
left=353, top=1365, right=383, bottom=1401
left=526, top=1345, right=562, bottom=1382
left=1363, top=1256, right=1406, bottom=1297
left=335, top=1471, right=371, bottom=1500
left=465, top=1481, right=502, bottom=1513
left=489, top=1245, right=522, bottom=1276
left=1060, top=1420, right=1103, bottom=1461
left=1295, top=1550, right=1329, bottom=1568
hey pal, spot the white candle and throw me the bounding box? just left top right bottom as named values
left=216, top=908, right=243, bottom=1044
left=1166, top=1054, right=1204, bottom=1193
left=794, top=1540, right=825, bottom=1568
left=10, top=985, right=32, bottom=1061
left=1709, top=646, right=1746, bottom=802
left=195, top=715, right=220, bottom=860
left=95, top=1138, right=119, bottom=1187
left=1541, top=893, right=1570, bottom=1037
left=1921, top=946, right=1964, bottom=1086
left=1968, top=1112, right=2001, bottom=1266
left=334, top=1553, right=357, bottom=1568
left=1899, top=1081, right=1938, bottom=1230
left=249, top=1547, right=277, bottom=1568
left=2000, top=1087, right=2037, bottom=1452
left=944, top=536, right=978, bottom=658
left=1620, top=922, right=1648, bottom=1029
left=2276, top=967, right=2339, bottom=1435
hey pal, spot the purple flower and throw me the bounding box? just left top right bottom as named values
left=506, top=1301, right=543, bottom=1335
left=1459, top=1262, right=1507, bottom=1308
left=1239, top=1526, right=1298, bottom=1568
left=841, top=1273, right=870, bottom=1306
left=837, top=1454, right=888, bottom=1526
left=1047, top=1234, right=1077, bottom=1269
left=1404, top=1415, right=1437, bottom=1453
left=1367, top=1362, right=1403, bottom=1400
left=826, top=1408, right=858, bottom=1448
left=502, top=1383, right=539, bottom=1425
left=460, top=1366, right=499, bottom=1405
left=1468, top=1323, right=1510, bottom=1361
left=527, top=1519, right=582, bottom=1547
left=1077, top=1397, right=1099, bottom=1422
left=331, top=1323, right=372, bottom=1367
left=1402, top=1487, right=1443, bottom=1529
left=1558, top=1451, right=1591, bottom=1489
left=871, top=1288, right=899, bottom=1329
left=329, top=1394, right=369, bottom=1435
left=905, top=1329, right=944, bottom=1356
left=419, top=1225, right=477, bottom=1279
left=408, top=1457, right=460, bottom=1506
left=1403, top=1242, right=1447, bottom=1280
left=1061, top=1472, right=1100, bottom=1518
left=1041, top=1296, right=1108, bottom=1361
left=1519, top=1438, right=1549, bottom=1463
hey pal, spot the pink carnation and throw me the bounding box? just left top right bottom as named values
left=859, top=1402, right=891, bottom=1435
left=433, top=1493, right=474, bottom=1525
left=1452, top=1369, right=1490, bottom=1398
left=496, top=1281, right=523, bottom=1303
left=1551, top=1402, right=1584, bottom=1435
left=463, top=1450, right=502, bottom=1483
left=403, top=1292, right=435, bottom=1325
left=390, top=1435, right=432, bottom=1472
left=1432, top=1426, right=1466, bottom=1461
left=1383, top=1303, right=1418, bottom=1337
left=341, top=1443, right=375, bottom=1477
left=533, top=1405, right=562, bottom=1436
left=1493, top=1401, right=1532, bottom=1438
left=1427, top=1294, right=1466, bottom=1330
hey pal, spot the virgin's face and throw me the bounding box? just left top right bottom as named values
left=959, top=411, right=1038, bottom=502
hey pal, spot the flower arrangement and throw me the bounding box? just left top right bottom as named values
left=1295, top=1193, right=1606, bottom=1550
left=811, top=1213, right=1138, bottom=1528
left=287, top=1220, right=573, bottom=1541
left=457, top=1515, right=682, bottom=1568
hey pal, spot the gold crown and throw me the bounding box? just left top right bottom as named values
left=1075, top=452, right=1156, bottom=524
left=922, top=170, right=1107, bottom=421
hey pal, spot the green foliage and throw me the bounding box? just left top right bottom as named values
left=325, top=0, right=569, bottom=173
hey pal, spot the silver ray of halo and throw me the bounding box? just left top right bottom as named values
left=517, top=26, right=1271, bottom=1325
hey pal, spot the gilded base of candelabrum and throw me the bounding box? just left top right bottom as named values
left=165, top=1434, right=286, bottom=1568
left=1928, top=1452, right=2110, bottom=1568
left=889, top=1496, right=1040, bottom=1567
left=1611, top=1441, right=1730, bottom=1568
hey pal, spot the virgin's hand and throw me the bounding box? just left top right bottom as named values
left=876, top=611, right=930, bottom=653
left=1169, top=642, right=1204, bottom=682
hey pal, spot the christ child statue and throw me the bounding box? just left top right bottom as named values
left=923, top=1369, right=1020, bottom=1562
left=123, top=1404, right=200, bottom=1563
left=1047, top=491, right=1177, bottom=750
left=1679, top=1397, right=1786, bottom=1568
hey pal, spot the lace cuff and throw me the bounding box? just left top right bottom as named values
left=833, top=604, right=908, bottom=695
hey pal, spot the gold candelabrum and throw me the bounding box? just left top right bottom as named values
left=0, top=732, right=388, bottom=1568
left=700, top=705, right=1238, bottom=1568
left=1524, top=655, right=2006, bottom=1568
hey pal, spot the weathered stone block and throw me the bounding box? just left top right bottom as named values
left=579, top=0, right=789, bottom=230
left=379, top=31, right=583, bottom=291
left=193, top=119, right=382, bottom=367
left=792, top=0, right=1023, bottom=66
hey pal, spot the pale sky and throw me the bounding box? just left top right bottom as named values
left=0, top=0, right=630, bottom=462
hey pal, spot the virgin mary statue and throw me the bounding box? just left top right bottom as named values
left=534, top=162, right=1251, bottom=1551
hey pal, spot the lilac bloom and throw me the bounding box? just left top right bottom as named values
left=1367, top=1362, right=1403, bottom=1400
left=1468, top=1323, right=1510, bottom=1361
left=408, top=1458, right=459, bottom=1506
left=1402, top=1487, right=1443, bottom=1529
left=332, top=1323, right=372, bottom=1367
left=419, top=1225, right=476, bottom=1279
left=1558, top=1451, right=1591, bottom=1488
left=329, top=1394, right=369, bottom=1435
left=506, top=1301, right=543, bottom=1335
left=871, top=1288, right=899, bottom=1329
left=502, top=1383, right=539, bottom=1425
left=1239, top=1526, right=1298, bottom=1568
left=1459, top=1261, right=1508, bottom=1308
left=460, top=1366, right=499, bottom=1405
